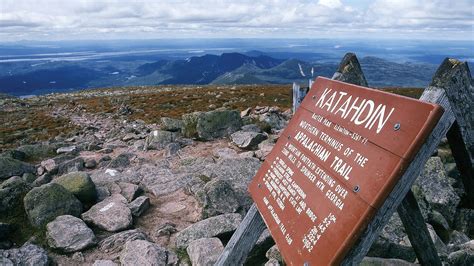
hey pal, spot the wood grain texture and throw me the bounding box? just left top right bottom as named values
left=397, top=190, right=442, bottom=266
left=215, top=204, right=266, bottom=266
left=341, top=86, right=455, bottom=265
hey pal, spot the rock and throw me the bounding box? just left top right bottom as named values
left=81, top=194, right=132, bottom=232
left=448, top=230, right=470, bottom=246
left=413, top=157, right=460, bottom=224
left=22, top=172, right=36, bottom=183
left=54, top=171, right=97, bottom=203
left=175, top=213, right=242, bottom=248
left=129, top=196, right=150, bottom=217
left=46, top=215, right=96, bottom=252
left=120, top=239, right=174, bottom=266
left=161, top=117, right=184, bottom=132
left=118, top=182, right=142, bottom=202
left=93, top=260, right=118, bottom=266
left=241, top=107, right=252, bottom=117
left=266, top=245, right=282, bottom=262
left=331, top=52, right=368, bottom=87
left=247, top=229, right=275, bottom=264
left=72, top=251, right=85, bottom=262
left=0, top=176, right=30, bottom=215
left=57, top=145, right=78, bottom=154
left=196, top=178, right=240, bottom=218
left=123, top=133, right=139, bottom=142
left=231, top=130, right=267, bottom=150
left=360, top=257, right=418, bottom=265
left=2, top=150, right=26, bottom=161
left=165, top=143, right=181, bottom=157
left=99, top=229, right=149, bottom=253
left=265, top=259, right=281, bottom=266
left=85, top=159, right=97, bottom=169
left=145, top=130, right=179, bottom=150
left=31, top=173, right=52, bottom=187
left=108, top=153, right=133, bottom=169
left=16, top=143, right=57, bottom=161
left=454, top=208, right=474, bottom=238
left=41, top=158, right=57, bottom=172
left=259, top=112, right=287, bottom=130
left=0, top=157, right=35, bottom=180
left=182, top=110, right=242, bottom=140
left=241, top=124, right=262, bottom=133
left=426, top=223, right=448, bottom=258
left=155, top=222, right=177, bottom=237
left=0, top=243, right=49, bottom=266
left=447, top=248, right=474, bottom=266
left=212, top=148, right=239, bottom=159
left=57, top=157, right=85, bottom=175
left=186, top=237, right=224, bottom=266
left=24, top=183, right=82, bottom=228
left=255, top=138, right=276, bottom=160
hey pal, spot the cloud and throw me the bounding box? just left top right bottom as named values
left=0, top=0, right=472, bottom=41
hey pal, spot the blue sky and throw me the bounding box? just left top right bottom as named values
left=0, top=0, right=472, bottom=41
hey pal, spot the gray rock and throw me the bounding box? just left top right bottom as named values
left=0, top=176, right=30, bottom=215
left=57, top=146, right=78, bottom=154
left=212, top=148, right=239, bottom=159
left=266, top=245, right=282, bottom=262
left=155, top=222, right=177, bottom=237
left=144, top=130, right=179, bottom=151
left=123, top=133, right=139, bottom=142
left=182, top=110, right=242, bottom=140
left=425, top=223, right=448, bottom=258
left=93, top=260, right=118, bottom=266
left=259, top=112, right=287, bottom=130
left=231, top=131, right=267, bottom=150
left=265, top=259, right=281, bottom=266
left=175, top=213, right=242, bottom=248
left=186, top=237, right=224, bottom=266
left=413, top=157, right=460, bottom=224
left=118, top=182, right=142, bottom=202
left=0, top=157, right=35, bottom=180
left=54, top=171, right=97, bottom=203
left=46, top=215, right=96, bottom=252
left=108, top=153, right=133, bottom=169
left=454, top=208, right=474, bottom=238
left=31, top=173, right=52, bottom=187
left=57, top=157, right=85, bottom=175
left=165, top=143, right=181, bottom=157
left=85, top=159, right=97, bottom=169
left=255, top=138, right=276, bottom=160
left=99, top=229, right=149, bottom=253
left=129, top=196, right=150, bottom=217
left=448, top=230, right=470, bottom=247
left=81, top=194, right=132, bottom=232
left=40, top=159, right=57, bottom=172
left=2, top=150, right=26, bottom=161
left=331, top=52, right=368, bottom=87
left=360, top=257, right=417, bottom=266
left=196, top=178, right=240, bottom=218
left=22, top=172, right=36, bottom=183
left=24, top=183, right=83, bottom=228
left=241, top=124, right=262, bottom=133
left=0, top=243, right=49, bottom=266
left=161, top=117, right=184, bottom=132
left=120, top=239, right=174, bottom=266
left=447, top=248, right=474, bottom=266
left=16, top=143, right=58, bottom=161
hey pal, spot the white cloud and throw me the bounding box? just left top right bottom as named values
left=0, top=0, right=472, bottom=41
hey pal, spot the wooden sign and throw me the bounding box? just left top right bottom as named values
left=248, top=77, right=443, bottom=265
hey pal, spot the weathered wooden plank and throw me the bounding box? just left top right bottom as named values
left=397, top=190, right=442, bottom=266
left=432, top=58, right=474, bottom=207
left=215, top=204, right=266, bottom=266
left=341, top=86, right=455, bottom=265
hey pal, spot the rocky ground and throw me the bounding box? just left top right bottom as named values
left=0, top=86, right=472, bottom=266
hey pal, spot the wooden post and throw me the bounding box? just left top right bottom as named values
left=432, top=58, right=474, bottom=207
left=341, top=84, right=456, bottom=265
left=215, top=204, right=266, bottom=266
left=397, top=191, right=442, bottom=266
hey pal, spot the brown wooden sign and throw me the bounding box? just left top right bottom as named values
left=248, top=77, right=443, bottom=265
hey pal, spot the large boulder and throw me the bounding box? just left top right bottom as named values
left=0, top=157, right=35, bottom=180
left=412, top=156, right=460, bottom=224
left=53, top=171, right=97, bottom=203
left=120, top=239, right=176, bottom=266
left=231, top=131, right=267, bottom=150
left=0, top=243, right=50, bottom=266
left=175, top=213, right=242, bottom=248
left=81, top=194, right=132, bottom=232
left=0, top=176, right=30, bottom=215
left=16, top=143, right=58, bottom=162
left=46, top=215, right=96, bottom=252
left=23, top=183, right=82, bottom=228
left=99, top=229, right=149, bottom=253
left=186, top=237, right=224, bottom=266
left=182, top=110, right=242, bottom=140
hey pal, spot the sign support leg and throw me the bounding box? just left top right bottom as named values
left=397, top=190, right=442, bottom=266
left=215, top=204, right=266, bottom=266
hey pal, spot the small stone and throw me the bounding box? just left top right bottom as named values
left=241, top=107, right=252, bottom=117
left=128, top=196, right=150, bottom=217
left=360, top=257, right=417, bottom=265
left=187, top=237, right=224, bottom=266
left=266, top=245, right=282, bottom=262
left=56, top=146, right=78, bottom=154
left=22, top=172, right=36, bottom=183
left=123, top=133, right=138, bottom=142
left=46, top=215, right=96, bottom=252
left=85, top=159, right=97, bottom=169
left=99, top=229, right=149, bottom=253
left=108, top=153, right=132, bottom=169
left=120, top=240, right=173, bottom=266
left=40, top=159, right=57, bottom=172
left=81, top=194, right=132, bottom=232
left=93, top=260, right=118, bottom=266
left=196, top=178, right=240, bottom=218
left=231, top=130, right=267, bottom=150
left=57, top=157, right=85, bottom=175
left=175, top=213, right=242, bottom=248
left=71, top=251, right=85, bottom=262
left=155, top=222, right=177, bottom=237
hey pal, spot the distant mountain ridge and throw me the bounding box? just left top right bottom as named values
left=0, top=51, right=442, bottom=96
